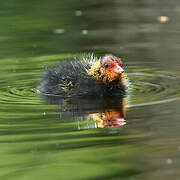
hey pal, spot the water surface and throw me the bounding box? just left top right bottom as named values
left=0, top=0, right=180, bottom=180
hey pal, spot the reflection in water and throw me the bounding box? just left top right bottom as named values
left=88, top=109, right=126, bottom=128
left=43, top=95, right=127, bottom=129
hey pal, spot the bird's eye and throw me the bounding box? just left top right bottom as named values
left=104, top=64, right=109, bottom=68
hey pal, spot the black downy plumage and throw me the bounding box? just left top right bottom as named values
left=38, top=54, right=127, bottom=97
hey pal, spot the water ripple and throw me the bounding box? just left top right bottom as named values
left=127, top=67, right=180, bottom=106
left=0, top=55, right=179, bottom=107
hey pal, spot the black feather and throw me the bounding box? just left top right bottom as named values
left=38, top=55, right=126, bottom=97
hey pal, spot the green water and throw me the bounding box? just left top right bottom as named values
left=1, top=1, right=180, bottom=180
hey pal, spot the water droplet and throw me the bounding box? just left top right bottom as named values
left=158, top=16, right=169, bottom=23
left=166, top=158, right=173, bottom=164
left=53, top=29, right=65, bottom=34
left=75, top=10, right=82, bottom=16
left=36, top=89, right=40, bottom=93
left=81, top=30, right=88, bottom=35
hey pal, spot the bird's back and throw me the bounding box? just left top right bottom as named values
left=38, top=55, right=127, bottom=97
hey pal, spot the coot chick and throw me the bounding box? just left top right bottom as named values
left=38, top=54, right=127, bottom=97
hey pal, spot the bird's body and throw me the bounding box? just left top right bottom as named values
left=38, top=54, right=127, bottom=97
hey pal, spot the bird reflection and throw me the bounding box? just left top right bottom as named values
left=43, top=95, right=126, bottom=129
left=88, top=109, right=126, bottom=128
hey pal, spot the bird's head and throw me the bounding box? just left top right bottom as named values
left=87, top=54, right=125, bottom=86
left=100, top=55, right=124, bottom=78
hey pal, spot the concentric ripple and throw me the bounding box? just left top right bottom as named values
left=0, top=77, right=40, bottom=104
left=0, top=55, right=180, bottom=106
left=0, top=54, right=76, bottom=104
left=126, top=65, right=180, bottom=107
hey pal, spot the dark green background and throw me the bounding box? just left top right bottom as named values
left=0, top=0, right=180, bottom=179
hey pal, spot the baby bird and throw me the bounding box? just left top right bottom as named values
left=38, top=54, right=127, bottom=97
